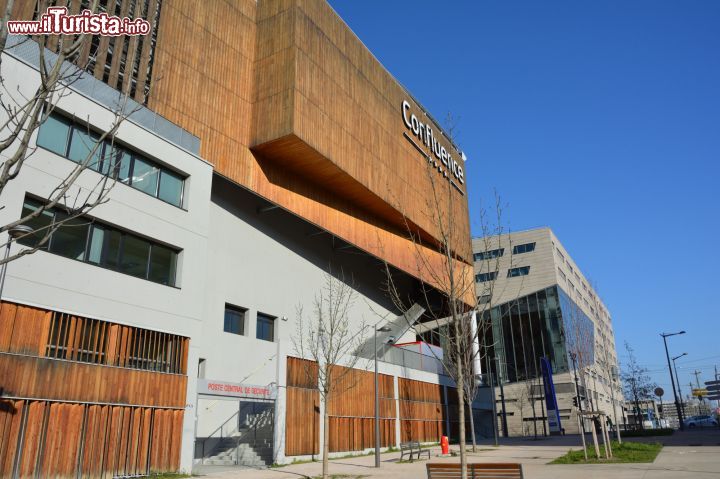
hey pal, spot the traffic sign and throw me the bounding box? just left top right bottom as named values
left=706, top=380, right=720, bottom=387
left=692, top=388, right=709, bottom=397
left=707, top=384, right=720, bottom=392
left=707, top=395, right=720, bottom=401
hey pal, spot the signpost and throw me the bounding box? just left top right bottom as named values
left=541, top=357, right=562, bottom=435
left=705, top=380, right=720, bottom=401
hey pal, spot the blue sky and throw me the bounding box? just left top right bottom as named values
left=328, top=1, right=720, bottom=397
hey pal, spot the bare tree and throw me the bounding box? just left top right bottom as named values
left=0, top=1, right=136, bottom=267
left=621, top=342, right=657, bottom=431
left=293, top=272, right=368, bottom=479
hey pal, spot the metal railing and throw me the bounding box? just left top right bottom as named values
left=379, top=346, right=447, bottom=376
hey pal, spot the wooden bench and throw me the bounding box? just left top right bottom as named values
left=426, top=462, right=523, bottom=478
left=400, top=441, right=431, bottom=461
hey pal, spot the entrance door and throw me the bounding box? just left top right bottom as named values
left=196, top=396, right=274, bottom=466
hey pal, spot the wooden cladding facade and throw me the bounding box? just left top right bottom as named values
left=0, top=399, right=183, bottom=478
left=285, top=357, right=455, bottom=456
left=0, top=301, right=189, bottom=476
left=398, top=378, right=450, bottom=444
left=285, top=357, right=320, bottom=456
left=143, top=0, right=474, bottom=301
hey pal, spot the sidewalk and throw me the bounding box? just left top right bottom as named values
left=193, top=429, right=720, bottom=478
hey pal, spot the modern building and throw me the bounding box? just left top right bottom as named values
left=0, top=1, right=475, bottom=476
left=473, top=227, right=622, bottom=436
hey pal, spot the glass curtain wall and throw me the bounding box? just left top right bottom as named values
left=483, top=286, right=573, bottom=384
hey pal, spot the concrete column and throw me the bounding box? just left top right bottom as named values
left=180, top=345, right=200, bottom=473
left=393, top=374, right=401, bottom=446
left=273, top=339, right=287, bottom=464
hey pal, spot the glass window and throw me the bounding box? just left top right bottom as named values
left=558, top=268, right=567, bottom=281
left=39, top=113, right=186, bottom=206
left=158, top=170, right=183, bottom=207
left=130, top=156, right=160, bottom=196
left=37, top=114, right=72, bottom=156
left=507, top=266, right=530, bottom=277
left=19, top=197, right=179, bottom=286
left=148, top=244, right=177, bottom=285
left=224, top=305, right=246, bottom=335
left=473, top=248, right=504, bottom=261
left=17, top=200, right=55, bottom=248
left=103, top=144, right=132, bottom=183
left=87, top=225, right=105, bottom=264
left=512, top=242, right=536, bottom=254
left=256, top=313, right=275, bottom=342
left=477, top=294, right=492, bottom=305
left=119, top=234, right=150, bottom=278
left=48, top=214, right=90, bottom=260
left=102, top=228, right=122, bottom=270
left=475, top=271, right=498, bottom=283
left=68, top=127, right=103, bottom=170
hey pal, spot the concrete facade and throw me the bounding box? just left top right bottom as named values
left=473, top=227, right=623, bottom=436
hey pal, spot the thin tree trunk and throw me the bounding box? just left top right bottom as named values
left=454, top=318, right=467, bottom=479
left=323, top=409, right=329, bottom=479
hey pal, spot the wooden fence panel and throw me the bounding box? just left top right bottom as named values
left=285, top=387, right=319, bottom=456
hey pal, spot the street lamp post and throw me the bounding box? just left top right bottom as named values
left=374, top=324, right=391, bottom=468
left=672, top=353, right=687, bottom=425
left=0, top=225, right=35, bottom=303
left=661, top=331, right=686, bottom=431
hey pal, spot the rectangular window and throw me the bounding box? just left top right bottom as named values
left=512, top=242, right=536, bottom=254
left=558, top=268, right=567, bottom=281
left=36, top=114, right=71, bottom=156
left=256, top=312, right=275, bottom=342
left=475, top=271, right=498, bottom=283
left=18, top=198, right=179, bottom=286
left=130, top=156, right=160, bottom=196
left=36, top=112, right=185, bottom=207
left=47, top=214, right=90, bottom=260
left=158, top=170, right=183, bottom=207
left=477, top=294, right=492, bottom=305
left=507, top=266, right=530, bottom=277
left=224, top=305, right=246, bottom=335
left=473, top=248, right=504, bottom=261
left=68, top=128, right=102, bottom=170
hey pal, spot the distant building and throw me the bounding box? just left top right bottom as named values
left=473, top=227, right=622, bottom=436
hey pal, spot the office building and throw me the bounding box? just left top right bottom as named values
left=473, top=227, right=622, bottom=436
left=0, top=1, right=474, bottom=475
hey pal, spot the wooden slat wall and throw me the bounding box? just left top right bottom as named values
left=398, top=378, right=448, bottom=443
left=0, top=400, right=182, bottom=478
left=1, top=301, right=189, bottom=409
left=0, top=353, right=187, bottom=408
left=327, top=365, right=394, bottom=418
left=0, top=302, right=51, bottom=356
left=328, top=417, right=394, bottom=452
left=1, top=301, right=188, bottom=375
left=326, top=365, right=395, bottom=453
left=144, top=0, right=475, bottom=301
left=285, top=357, right=319, bottom=456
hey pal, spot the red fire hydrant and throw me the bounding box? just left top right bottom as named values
left=440, top=435, right=449, bottom=455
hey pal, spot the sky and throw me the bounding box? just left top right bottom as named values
left=328, top=0, right=720, bottom=398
